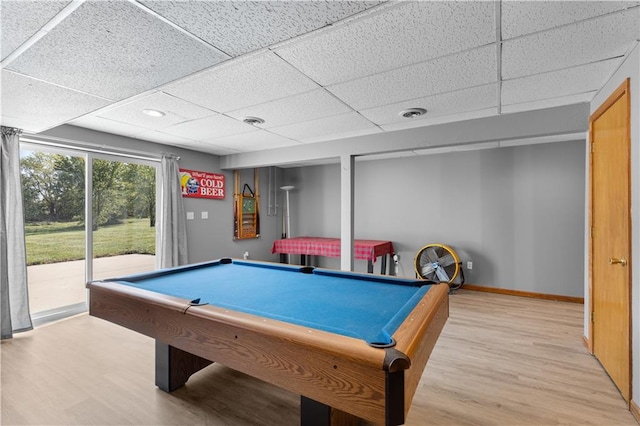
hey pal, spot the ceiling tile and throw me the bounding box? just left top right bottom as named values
left=1, top=70, right=110, bottom=133
left=70, top=115, right=148, bottom=138
left=128, top=129, right=200, bottom=147
left=1, top=0, right=72, bottom=60
left=94, top=92, right=216, bottom=130
left=162, top=114, right=255, bottom=141
left=270, top=112, right=380, bottom=143
left=360, top=84, right=497, bottom=126
left=69, top=117, right=204, bottom=150
left=139, top=1, right=384, bottom=57
left=501, top=93, right=596, bottom=114
left=205, top=130, right=300, bottom=152
left=502, top=59, right=619, bottom=105
left=227, top=89, right=352, bottom=128
left=140, top=135, right=235, bottom=155
left=499, top=133, right=587, bottom=147
left=276, top=1, right=495, bottom=85
left=502, top=8, right=639, bottom=79
left=63, top=123, right=200, bottom=150
left=328, top=45, right=497, bottom=111
left=163, top=52, right=319, bottom=113
left=502, top=1, right=639, bottom=39
left=7, top=0, right=228, bottom=100
left=184, top=142, right=242, bottom=156
left=2, top=0, right=636, bottom=159
left=380, top=108, right=497, bottom=133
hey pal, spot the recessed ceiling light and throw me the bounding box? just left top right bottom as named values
left=142, top=109, right=166, bottom=117
left=399, top=108, right=427, bottom=119
left=243, top=116, right=265, bottom=125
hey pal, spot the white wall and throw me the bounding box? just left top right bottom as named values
left=587, top=43, right=640, bottom=404
left=284, top=140, right=586, bottom=297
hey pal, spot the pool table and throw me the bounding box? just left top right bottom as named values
left=87, top=258, right=448, bottom=426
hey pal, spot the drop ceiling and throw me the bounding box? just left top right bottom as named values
left=1, top=0, right=639, bottom=157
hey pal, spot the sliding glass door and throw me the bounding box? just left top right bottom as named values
left=90, top=156, right=156, bottom=281
left=20, top=144, right=158, bottom=323
left=20, top=147, right=87, bottom=316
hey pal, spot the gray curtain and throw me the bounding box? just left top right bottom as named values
left=1, top=126, right=32, bottom=339
left=158, top=154, right=188, bottom=268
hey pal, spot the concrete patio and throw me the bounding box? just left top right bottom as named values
left=27, top=254, right=156, bottom=314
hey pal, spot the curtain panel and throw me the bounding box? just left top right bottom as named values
left=1, top=126, right=33, bottom=339
left=158, top=154, right=188, bottom=268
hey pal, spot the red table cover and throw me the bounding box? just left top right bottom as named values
left=271, top=237, right=394, bottom=262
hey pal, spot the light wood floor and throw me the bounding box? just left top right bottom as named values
left=1, top=290, right=637, bottom=425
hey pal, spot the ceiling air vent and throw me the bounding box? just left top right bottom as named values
left=399, top=108, right=427, bottom=119
left=243, top=116, right=265, bottom=125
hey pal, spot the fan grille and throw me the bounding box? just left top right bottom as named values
left=414, top=243, right=462, bottom=289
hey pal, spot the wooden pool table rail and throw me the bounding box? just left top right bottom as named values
left=87, top=276, right=448, bottom=425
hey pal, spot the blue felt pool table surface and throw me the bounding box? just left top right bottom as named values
left=106, top=258, right=434, bottom=346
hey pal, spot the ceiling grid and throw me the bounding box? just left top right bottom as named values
left=0, top=0, right=638, bottom=157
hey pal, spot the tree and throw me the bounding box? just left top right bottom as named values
left=53, top=155, right=84, bottom=221
left=135, top=165, right=156, bottom=227
left=91, top=159, right=123, bottom=229
left=21, top=177, right=45, bottom=222
left=20, top=152, right=84, bottom=222
left=20, top=152, right=156, bottom=229
left=116, top=163, right=156, bottom=226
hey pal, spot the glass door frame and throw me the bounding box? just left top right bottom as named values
left=20, top=142, right=89, bottom=326
left=20, top=141, right=160, bottom=326
left=87, top=152, right=160, bottom=284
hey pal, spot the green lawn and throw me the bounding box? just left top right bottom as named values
left=25, top=219, right=155, bottom=266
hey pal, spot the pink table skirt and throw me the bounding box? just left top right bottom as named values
left=271, top=237, right=395, bottom=263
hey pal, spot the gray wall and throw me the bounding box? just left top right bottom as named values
left=283, top=140, right=586, bottom=297
left=180, top=165, right=283, bottom=264
left=40, top=125, right=587, bottom=298
left=41, top=125, right=283, bottom=264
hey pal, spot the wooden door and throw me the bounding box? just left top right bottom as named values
left=590, top=79, right=631, bottom=402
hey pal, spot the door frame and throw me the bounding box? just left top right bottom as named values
left=588, top=78, right=632, bottom=400
left=19, top=139, right=160, bottom=325
left=86, top=152, right=160, bottom=282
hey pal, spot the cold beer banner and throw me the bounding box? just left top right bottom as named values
left=180, top=169, right=225, bottom=199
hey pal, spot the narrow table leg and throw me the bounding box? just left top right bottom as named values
left=155, top=341, right=213, bottom=392
left=381, top=255, right=388, bottom=275
left=300, top=397, right=360, bottom=426
left=367, top=260, right=374, bottom=274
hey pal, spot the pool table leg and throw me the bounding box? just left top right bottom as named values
left=300, top=397, right=360, bottom=426
left=155, top=341, right=213, bottom=392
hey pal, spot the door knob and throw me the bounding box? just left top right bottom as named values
left=609, top=257, right=628, bottom=267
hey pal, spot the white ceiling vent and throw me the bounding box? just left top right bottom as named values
left=399, top=108, right=427, bottom=119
